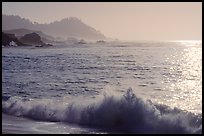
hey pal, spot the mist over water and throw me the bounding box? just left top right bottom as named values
left=2, top=41, right=202, bottom=133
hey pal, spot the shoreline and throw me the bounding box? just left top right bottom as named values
left=2, top=113, right=105, bottom=134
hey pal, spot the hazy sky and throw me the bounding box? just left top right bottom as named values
left=2, top=2, right=202, bottom=41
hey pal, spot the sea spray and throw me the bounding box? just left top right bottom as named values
left=2, top=88, right=202, bottom=134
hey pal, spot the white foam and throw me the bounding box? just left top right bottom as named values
left=2, top=88, right=202, bottom=134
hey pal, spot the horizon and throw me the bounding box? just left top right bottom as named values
left=2, top=2, right=202, bottom=41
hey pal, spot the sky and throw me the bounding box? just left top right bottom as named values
left=2, top=2, right=202, bottom=41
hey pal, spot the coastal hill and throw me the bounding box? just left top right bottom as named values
left=2, top=14, right=107, bottom=41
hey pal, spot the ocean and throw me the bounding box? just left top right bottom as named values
left=2, top=41, right=202, bottom=134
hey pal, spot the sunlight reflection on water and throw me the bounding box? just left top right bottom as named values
left=160, top=42, right=202, bottom=113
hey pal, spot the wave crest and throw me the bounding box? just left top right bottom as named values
left=2, top=88, right=202, bottom=134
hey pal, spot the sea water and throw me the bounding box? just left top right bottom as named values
left=2, top=41, right=202, bottom=134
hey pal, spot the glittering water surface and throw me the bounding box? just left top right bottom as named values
left=2, top=41, right=202, bottom=114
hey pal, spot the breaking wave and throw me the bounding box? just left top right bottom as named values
left=2, top=88, right=202, bottom=134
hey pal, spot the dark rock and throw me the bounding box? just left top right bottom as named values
left=46, top=43, right=53, bottom=46
left=96, top=40, right=106, bottom=43
left=2, top=32, right=29, bottom=46
left=77, top=39, right=87, bottom=44
left=19, top=32, right=44, bottom=45
left=3, top=28, right=55, bottom=43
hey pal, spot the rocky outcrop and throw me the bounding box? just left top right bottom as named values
left=2, top=32, right=53, bottom=47
left=77, top=39, right=87, bottom=44
left=19, top=32, right=43, bottom=45
left=19, top=32, right=53, bottom=47
left=96, top=40, right=106, bottom=44
left=3, top=28, right=55, bottom=43
left=2, top=32, right=28, bottom=46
